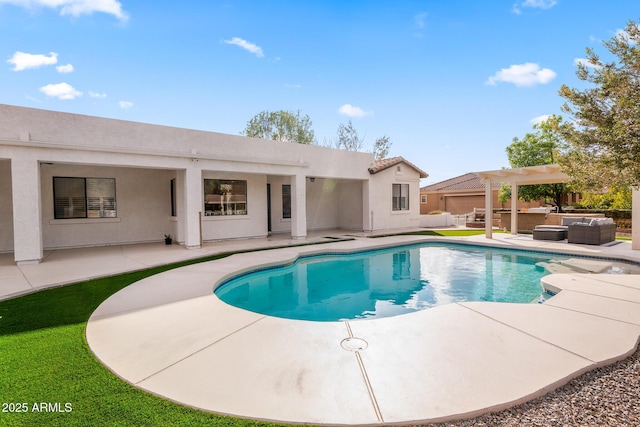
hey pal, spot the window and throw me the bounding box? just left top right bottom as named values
left=282, top=184, right=291, bottom=219
left=392, top=183, right=410, bottom=211
left=393, top=251, right=411, bottom=279
left=54, top=177, right=116, bottom=219
left=204, top=179, right=247, bottom=216
left=170, top=179, right=177, bottom=217
left=421, top=195, right=427, bottom=204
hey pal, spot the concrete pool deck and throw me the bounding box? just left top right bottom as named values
left=83, top=234, right=640, bottom=425
left=3, top=232, right=640, bottom=424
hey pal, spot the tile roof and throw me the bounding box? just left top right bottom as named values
left=420, top=172, right=501, bottom=192
left=368, top=156, right=428, bottom=178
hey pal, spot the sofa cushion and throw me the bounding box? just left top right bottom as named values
left=561, top=217, right=585, bottom=226
left=588, top=217, right=614, bottom=226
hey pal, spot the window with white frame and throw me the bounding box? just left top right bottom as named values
left=203, top=179, right=247, bottom=216
left=421, top=194, right=427, bottom=204
left=54, top=177, right=116, bottom=219
left=392, top=183, right=410, bottom=211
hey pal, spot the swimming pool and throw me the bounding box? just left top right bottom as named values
left=214, top=243, right=572, bottom=321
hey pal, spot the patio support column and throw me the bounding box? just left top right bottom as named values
left=362, top=180, right=372, bottom=231
left=12, top=157, right=43, bottom=264
left=510, top=182, right=518, bottom=235
left=633, top=186, right=640, bottom=250
left=183, top=165, right=202, bottom=249
left=484, top=178, right=493, bottom=239
left=291, top=174, right=307, bottom=239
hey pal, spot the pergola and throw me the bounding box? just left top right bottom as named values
left=475, top=164, right=639, bottom=250
left=476, top=164, right=570, bottom=239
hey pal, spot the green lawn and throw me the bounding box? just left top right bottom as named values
left=371, top=229, right=491, bottom=238
left=0, top=256, right=285, bottom=427
left=401, top=229, right=489, bottom=237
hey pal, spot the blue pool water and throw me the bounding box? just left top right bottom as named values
left=214, top=243, right=566, bottom=322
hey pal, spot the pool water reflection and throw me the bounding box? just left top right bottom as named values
left=214, top=243, right=563, bottom=322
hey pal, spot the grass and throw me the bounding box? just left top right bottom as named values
left=371, top=229, right=491, bottom=238
left=402, top=229, right=490, bottom=237
left=0, top=255, right=285, bottom=427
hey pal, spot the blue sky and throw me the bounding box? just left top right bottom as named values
left=1, top=1, right=638, bottom=184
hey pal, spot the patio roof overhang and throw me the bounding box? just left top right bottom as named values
left=476, top=164, right=569, bottom=185
left=474, top=164, right=570, bottom=239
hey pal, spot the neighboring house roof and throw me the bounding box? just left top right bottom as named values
left=368, top=156, right=429, bottom=178
left=420, top=172, right=501, bottom=192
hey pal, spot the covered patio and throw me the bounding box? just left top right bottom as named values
left=476, top=164, right=640, bottom=250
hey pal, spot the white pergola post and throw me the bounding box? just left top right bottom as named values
left=484, top=178, right=493, bottom=239
left=510, top=182, right=518, bottom=235
left=633, top=187, right=639, bottom=250
left=477, top=165, right=570, bottom=241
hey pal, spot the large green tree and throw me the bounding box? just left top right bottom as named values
left=558, top=19, right=640, bottom=189
left=241, top=110, right=314, bottom=144
left=499, top=116, right=573, bottom=211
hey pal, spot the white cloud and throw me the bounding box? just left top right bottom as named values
left=574, top=57, right=598, bottom=68
left=284, top=83, right=302, bottom=89
left=413, top=12, right=427, bottom=37
left=39, top=82, right=82, bottom=99
left=512, top=0, right=556, bottom=14
left=0, top=0, right=129, bottom=21
left=414, top=12, right=427, bottom=29
left=56, top=63, right=73, bottom=73
left=522, top=0, right=557, bottom=8
left=119, top=100, right=133, bottom=109
left=338, top=104, right=372, bottom=118
left=485, top=62, right=556, bottom=87
left=7, top=51, right=57, bottom=71
left=223, top=37, right=264, bottom=58
left=530, top=114, right=550, bottom=125
left=89, top=91, right=107, bottom=98
left=615, top=29, right=636, bottom=45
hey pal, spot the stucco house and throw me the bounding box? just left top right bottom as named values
left=0, top=104, right=427, bottom=265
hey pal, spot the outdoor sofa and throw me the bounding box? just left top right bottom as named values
left=567, top=217, right=616, bottom=245
left=532, top=216, right=616, bottom=245
left=532, top=226, right=567, bottom=241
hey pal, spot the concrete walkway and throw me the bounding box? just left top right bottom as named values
left=0, top=231, right=358, bottom=301
left=75, top=234, right=640, bottom=425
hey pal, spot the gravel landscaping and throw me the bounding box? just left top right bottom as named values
left=424, top=348, right=640, bottom=426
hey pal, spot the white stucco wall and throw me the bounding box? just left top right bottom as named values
left=338, top=180, right=364, bottom=230
left=0, top=104, right=375, bottom=182
left=40, top=164, right=175, bottom=249
left=0, top=160, right=14, bottom=252
left=369, top=164, right=422, bottom=231
left=633, top=187, right=639, bottom=250
left=267, top=177, right=364, bottom=233
left=306, top=178, right=340, bottom=231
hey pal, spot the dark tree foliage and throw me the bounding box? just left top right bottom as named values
left=558, top=19, right=640, bottom=189
left=499, top=116, right=573, bottom=211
